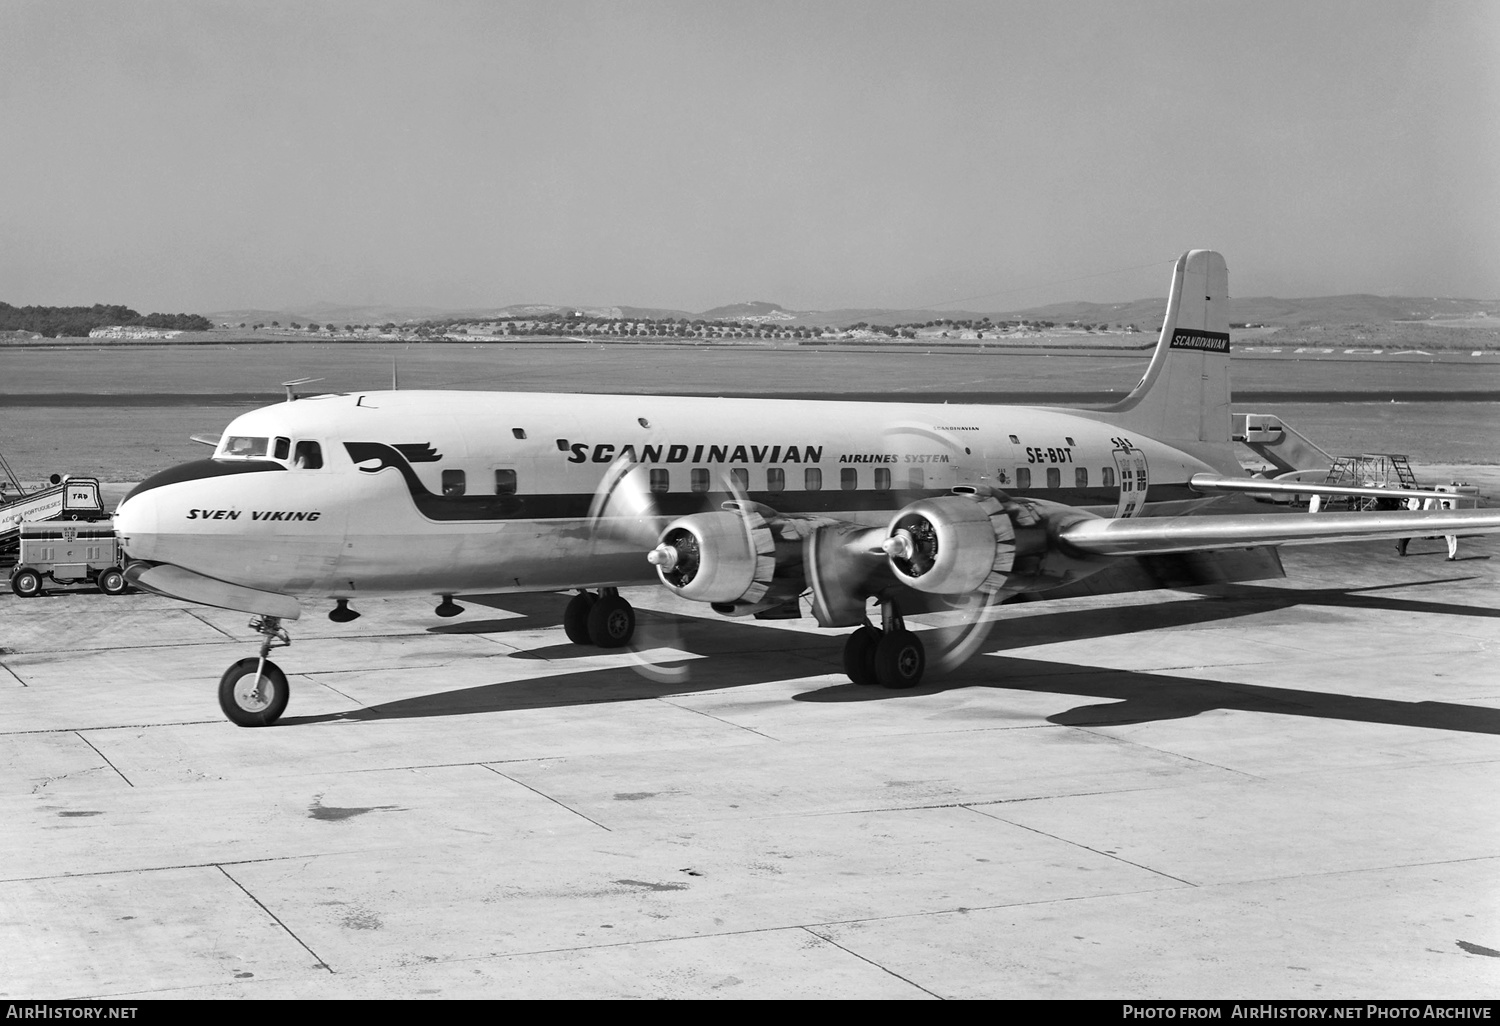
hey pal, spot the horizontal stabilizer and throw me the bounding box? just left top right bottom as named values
left=125, top=562, right=301, bottom=619
left=1190, top=473, right=1465, bottom=505
left=1060, top=507, right=1500, bottom=557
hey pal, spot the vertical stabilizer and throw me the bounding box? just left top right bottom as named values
left=1103, top=249, right=1231, bottom=445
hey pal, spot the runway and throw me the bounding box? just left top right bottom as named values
left=3, top=533, right=1499, bottom=998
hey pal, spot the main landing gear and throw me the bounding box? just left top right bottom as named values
left=562, top=588, right=637, bottom=648
left=219, top=615, right=292, bottom=727
left=842, top=600, right=926, bottom=690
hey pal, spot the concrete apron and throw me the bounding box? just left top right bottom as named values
left=1, top=533, right=1498, bottom=999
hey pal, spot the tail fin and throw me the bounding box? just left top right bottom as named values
left=1102, top=249, right=1231, bottom=446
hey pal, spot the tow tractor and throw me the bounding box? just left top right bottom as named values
left=1, top=451, right=125, bottom=597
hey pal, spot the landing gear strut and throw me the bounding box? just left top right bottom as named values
left=842, top=600, right=926, bottom=689
left=218, top=615, right=292, bottom=727
left=563, top=588, right=636, bottom=648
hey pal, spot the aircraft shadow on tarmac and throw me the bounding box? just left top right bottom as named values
left=277, top=577, right=1500, bottom=737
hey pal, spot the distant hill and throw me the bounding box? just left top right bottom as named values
left=207, top=294, right=1500, bottom=331
left=700, top=300, right=797, bottom=322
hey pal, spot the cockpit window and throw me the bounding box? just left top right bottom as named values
left=273, top=437, right=291, bottom=460
left=293, top=440, right=323, bottom=469
left=224, top=436, right=268, bottom=457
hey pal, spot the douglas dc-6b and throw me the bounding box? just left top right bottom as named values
left=111, top=251, right=1500, bottom=725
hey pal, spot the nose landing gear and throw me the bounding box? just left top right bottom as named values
left=218, top=615, right=292, bottom=727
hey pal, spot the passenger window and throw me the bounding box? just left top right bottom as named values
left=650, top=468, right=670, bottom=493
left=767, top=467, right=785, bottom=492
left=1075, top=467, right=1088, bottom=488
left=1046, top=467, right=1060, bottom=489
left=1016, top=467, right=1031, bottom=489
left=1102, top=466, right=1115, bottom=487
left=273, top=437, right=290, bottom=461
left=874, top=467, right=891, bottom=491
left=841, top=468, right=858, bottom=490
left=495, top=469, right=517, bottom=495
left=442, top=469, right=466, bottom=496
left=293, top=440, right=323, bottom=469
left=691, top=468, right=710, bottom=493
left=805, top=467, right=822, bottom=491
left=730, top=468, right=749, bottom=491
left=907, top=467, right=924, bottom=490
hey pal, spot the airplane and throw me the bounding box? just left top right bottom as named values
left=111, top=250, right=1500, bottom=727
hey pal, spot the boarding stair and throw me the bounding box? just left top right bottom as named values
left=0, top=450, right=107, bottom=568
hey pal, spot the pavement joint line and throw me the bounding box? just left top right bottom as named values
left=763, top=789, right=1175, bottom=821
left=327, top=757, right=559, bottom=776
left=1069, top=726, right=1269, bottom=780
left=798, top=925, right=944, bottom=998
left=0, top=661, right=27, bottom=686
left=216, top=864, right=335, bottom=974
left=654, top=696, right=784, bottom=741
left=287, top=916, right=961, bottom=976
left=72, top=730, right=134, bottom=787
left=959, top=804, right=1201, bottom=886
left=0, top=719, right=221, bottom=736
left=296, top=662, right=458, bottom=677
left=480, top=764, right=613, bottom=832
left=0, top=850, right=368, bottom=885
left=299, top=678, right=365, bottom=706
left=184, top=608, right=238, bottom=640
left=1183, top=852, right=1500, bottom=889
left=5, top=639, right=255, bottom=655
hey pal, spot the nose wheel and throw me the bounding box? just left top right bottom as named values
left=218, top=616, right=292, bottom=727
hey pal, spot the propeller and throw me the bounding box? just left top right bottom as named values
left=870, top=419, right=1008, bottom=673
left=586, top=455, right=759, bottom=683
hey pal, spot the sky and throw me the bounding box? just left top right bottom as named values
left=3, top=0, right=1498, bottom=314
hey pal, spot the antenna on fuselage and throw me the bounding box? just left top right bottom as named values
left=281, top=377, right=322, bottom=402
left=392, top=356, right=399, bottom=391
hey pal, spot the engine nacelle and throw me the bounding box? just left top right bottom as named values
left=884, top=492, right=1103, bottom=595
left=647, top=508, right=776, bottom=604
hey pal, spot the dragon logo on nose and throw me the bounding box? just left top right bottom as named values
left=345, top=442, right=442, bottom=475
left=343, top=442, right=521, bottom=522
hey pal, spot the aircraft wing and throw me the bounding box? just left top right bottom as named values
left=1060, top=507, right=1500, bottom=557
left=1190, top=473, right=1461, bottom=504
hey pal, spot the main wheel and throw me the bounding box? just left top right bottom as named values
left=563, top=591, right=597, bottom=645
left=10, top=568, right=42, bottom=598
left=842, top=625, right=881, bottom=686
left=218, top=657, right=290, bottom=727
left=97, top=567, right=127, bottom=595
left=587, top=593, right=635, bottom=648
left=875, top=630, right=926, bottom=690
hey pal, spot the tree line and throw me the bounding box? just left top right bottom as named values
left=0, top=302, right=213, bottom=337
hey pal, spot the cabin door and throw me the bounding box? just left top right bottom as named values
left=1112, top=447, right=1149, bottom=519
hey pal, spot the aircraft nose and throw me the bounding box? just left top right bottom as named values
left=113, top=458, right=287, bottom=563
left=113, top=488, right=161, bottom=561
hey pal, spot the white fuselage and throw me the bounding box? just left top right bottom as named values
left=113, top=390, right=1225, bottom=600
